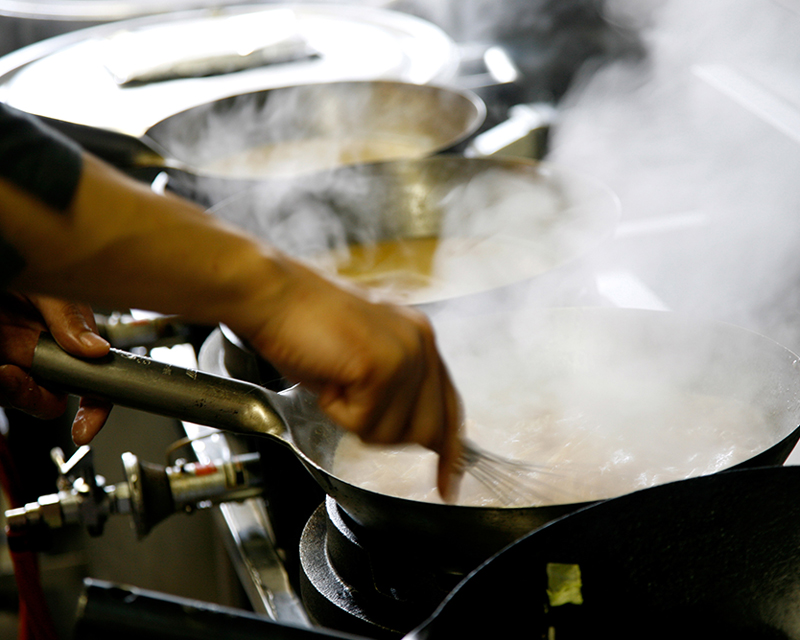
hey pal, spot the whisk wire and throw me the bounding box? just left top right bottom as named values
left=458, top=439, right=580, bottom=506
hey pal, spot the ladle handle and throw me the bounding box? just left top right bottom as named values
left=32, top=333, right=287, bottom=439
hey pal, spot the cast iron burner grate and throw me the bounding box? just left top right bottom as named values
left=299, top=496, right=470, bottom=639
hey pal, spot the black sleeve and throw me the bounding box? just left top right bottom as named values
left=0, top=102, right=83, bottom=210
left=0, top=102, right=84, bottom=287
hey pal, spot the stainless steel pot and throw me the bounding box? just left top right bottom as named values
left=0, top=0, right=201, bottom=57
left=31, top=308, right=800, bottom=571
left=0, top=4, right=460, bottom=133
left=38, top=81, right=485, bottom=204
left=146, top=80, right=485, bottom=202
left=207, top=156, right=621, bottom=306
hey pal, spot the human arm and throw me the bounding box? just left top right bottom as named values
left=0, top=149, right=463, bottom=498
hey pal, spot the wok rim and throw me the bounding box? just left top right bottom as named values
left=207, top=307, right=800, bottom=513
left=143, top=79, right=488, bottom=180
left=206, top=155, right=623, bottom=305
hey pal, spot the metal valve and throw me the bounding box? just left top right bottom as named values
left=5, top=446, right=263, bottom=540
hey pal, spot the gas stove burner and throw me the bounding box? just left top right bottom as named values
left=299, top=496, right=465, bottom=638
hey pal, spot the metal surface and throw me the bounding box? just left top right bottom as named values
left=73, top=578, right=356, bottom=640
left=193, top=332, right=316, bottom=623
left=0, top=4, right=460, bottom=136
left=409, top=466, right=800, bottom=640
left=72, top=467, right=800, bottom=639
left=0, top=0, right=263, bottom=20
left=154, top=342, right=308, bottom=625
left=298, top=496, right=459, bottom=636
left=216, top=499, right=310, bottom=625
left=35, top=81, right=484, bottom=202
left=144, top=81, right=485, bottom=179
left=31, top=333, right=293, bottom=440
left=4, top=445, right=264, bottom=540
left=208, top=156, right=621, bottom=306
left=456, top=438, right=570, bottom=506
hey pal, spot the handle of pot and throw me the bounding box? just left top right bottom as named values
left=31, top=333, right=287, bottom=439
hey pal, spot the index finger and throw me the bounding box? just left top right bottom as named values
left=29, top=296, right=110, bottom=358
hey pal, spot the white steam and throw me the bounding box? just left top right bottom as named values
left=548, top=0, right=800, bottom=349
left=334, top=307, right=800, bottom=507
left=326, top=0, right=800, bottom=507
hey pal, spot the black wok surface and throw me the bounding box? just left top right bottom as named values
left=412, top=465, right=800, bottom=640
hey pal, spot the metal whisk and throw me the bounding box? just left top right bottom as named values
left=458, top=439, right=578, bottom=507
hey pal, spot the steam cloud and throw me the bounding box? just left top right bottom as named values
left=194, top=1, right=800, bottom=503
left=333, top=0, right=800, bottom=505
left=548, top=0, right=800, bottom=351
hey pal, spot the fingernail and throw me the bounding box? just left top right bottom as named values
left=79, top=331, right=109, bottom=350
left=72, top=413, right=88, bottom=445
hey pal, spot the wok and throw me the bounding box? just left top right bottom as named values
left=411, top=465, right=800, bottom=640
left=207, top=156, right=621, bottom=307
left=31, top=307, right=800, bottom=572
left=39, top=80, right=485, bottom=203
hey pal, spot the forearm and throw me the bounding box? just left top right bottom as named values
left=0, top=152, right=291, bottom=328
left=0, top=149, right=463, bottom=497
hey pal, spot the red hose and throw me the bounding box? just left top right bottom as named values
left=0, top=431, right=58, bottom=640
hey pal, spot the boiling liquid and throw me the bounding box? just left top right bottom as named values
left=320, top=235, right=554, bottom=304
left=331, top=388, right=771, bottom=508
left=334, top=237, right=439, bottom=292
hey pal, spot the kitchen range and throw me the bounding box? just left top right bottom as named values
left=2, top=1, right=800, bottom=639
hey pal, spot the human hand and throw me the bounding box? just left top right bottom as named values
left=0, top=292, right=111, bottom=444
left=230, top=259, right=464, bottom=501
